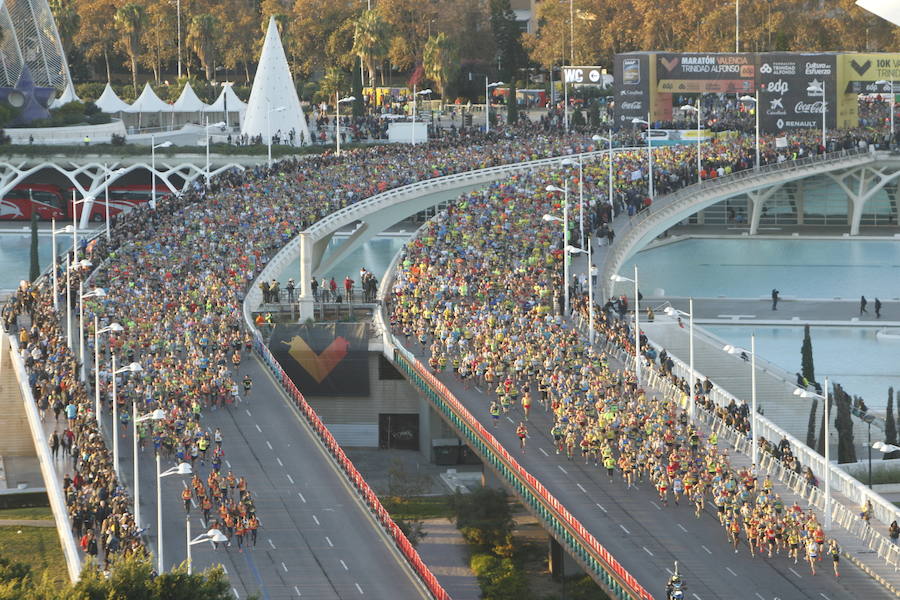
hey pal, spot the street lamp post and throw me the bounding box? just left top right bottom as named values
left=724, top=335, right=758, bottom=468
left=334, top=96, right=355, bottom=157
left=807, top=81, right=826, bottom=152
left=864, top=414, right=877, bottom=488
left=411, top=88, right=432, bottom=145
left=664, top=298, right=695, bottom=420
left=51, top=222, right=75, bottom=313
left=681, top=101, right=702, bottom=182
left=133, top=408, right=165, bottom=533
left=592, top=135, right=615, bottom=216
left=561, top=158, right=584, bottom=248
left=204, top=119, right=226, bottom=186
left=876, top=80, right=894, bottom=143
left=94, top=319, right=122, bottom=428
left=151, top=137, right=173, bottom=209
left=611, top=266, right=641, bottom=383
left=156, top=459, right=192, bottom=573
left=186, top=523, right=227, bottom=575
left=65, top=258, right=92, bottom=351
left=103, top=166, right=126, bottom=241
left=795, top=380, right=832, bottom=529
left=739, top=92, right=760, bottom=169
left=567, top=242, right=594, bottom=344
left=485, top=80, right=503, bottom=133
left=78, top=286, right=105, bottom=378
left=110, top=357, right=142, bottom=479
left=544, top=183, right=570, bottom=314
left=266, top=104, right=286, bottom=167
left=632, top=116, right=654, bottom=202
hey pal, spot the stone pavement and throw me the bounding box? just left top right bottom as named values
left=416, top=519, right=480, bottom=600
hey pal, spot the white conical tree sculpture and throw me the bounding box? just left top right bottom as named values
left=241, top=17, right=311, bottom=146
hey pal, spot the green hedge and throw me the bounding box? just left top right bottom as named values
left=470, top=553, right=532, bottom=600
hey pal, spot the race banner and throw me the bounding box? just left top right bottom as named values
left=836, top=53, right=900, bottom=128
left=613, top=53, right=652, bottom=128
left=269, top=323, right=371, bottom=397
left=656, top=53, right=756, bottom=94
left=757, top=53, right=836, bottom=133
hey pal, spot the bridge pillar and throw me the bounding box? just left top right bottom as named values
left=297, top=233, right=315, bottom=321
left=747, top=185, right=783, bottom=235
left=548, top=537, right=584, bottom=580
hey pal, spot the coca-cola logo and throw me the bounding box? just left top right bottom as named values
left=621, top=101, right=643, bottom=110
left=794, top=100, right=825, bottom=113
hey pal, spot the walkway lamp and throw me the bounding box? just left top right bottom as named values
left=78, top=286, right=105, bottom=377
left=204, top=120, right=226, bottom=186
left=611, top=266, right=640, bottom=383
left=411, top=88, right=432, bottom=145
left=632, top=116, right=654, bottom=202
left=94, top=320, right=123, bottom=428
left=51, top=222, right=75, bottom=312
left=544, top=183, right=570, bottom=314
left=151, top=137, right=173, bottom=208
left=592, top=135, right=615, bottom=215
left=806, top=81, right=826, bottom=152
left=739, top=92, right=760, bottom=169
left=66, top=258, right=92, bottom=351
left=335, top=96, right=355, bottom=157
left=157, top=459, right=192, bottom=573
left=724, top=336, right=758, bottom=469
left=266, top=104, right=286, bottom=167
left=561, top=158, right=585, bottom=248
left=133, top=408, right=165, bottom=533
left=485, top=80, right=504, bottom=133
left=111, top=358, right=142, bottom=478
left=186, top=524, right=227, bottom=574
left=567, top=243, right=594, bottom=344
left=103, top=167, right=127, bottom=240
left=680, top=102, right=702, bottom=182
left=876, top=80, right=894, bottom=142
left=664, top=299, right=695, bottom=420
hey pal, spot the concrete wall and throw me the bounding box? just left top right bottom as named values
left=5, top=120, right=126, bottom=144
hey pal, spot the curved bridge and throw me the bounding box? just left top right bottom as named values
left=600, top=148, right=891, bottom=300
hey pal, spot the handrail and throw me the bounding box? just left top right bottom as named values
left=7, top=333, right=82, bottom=582
left=251, top=332, right=450, bottom=600
left=391, top=344, right=654, bottom=600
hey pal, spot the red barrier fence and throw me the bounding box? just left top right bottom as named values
left=255, top=337, right=451, bottom=600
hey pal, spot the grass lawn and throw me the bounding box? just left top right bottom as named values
left=0, top=506, right=54, bottom=520
left=382, top=495, right=454, bottom=521
left=0, top=526, right=67, bottom=584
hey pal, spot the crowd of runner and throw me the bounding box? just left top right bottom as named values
left=387, top=164, right=848, bottom=576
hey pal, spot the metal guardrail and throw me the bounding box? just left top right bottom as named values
left=601, top=147, right=876, bottom=300
left=6, top=333, right=82, bottom=581
left=390, top=344, right=654, bottom=600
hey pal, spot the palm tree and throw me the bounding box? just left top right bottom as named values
left=352, top=10, right=389, bottom=90
left=115, top=3, right=147, bottom=95
left=423, top=32, right=459, bottom=99
left=187, top=14, right=219, bottom=80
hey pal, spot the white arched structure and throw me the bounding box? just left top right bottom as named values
left=601, top=149, right=888, bottom=301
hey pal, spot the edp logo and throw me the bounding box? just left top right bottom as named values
left=766, top=79, right=789, bottom=95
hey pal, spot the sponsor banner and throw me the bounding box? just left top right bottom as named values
left=614, top=54, right=651, bottom=127
left=656, top=53, right=755, bottom=93
left=836, top=53, right=900, bottom=127
left=757, top=53, right=836, bottom=133
left=269, top=323, right=370, bottom=397
left=562, top=66, right=612, bottom=87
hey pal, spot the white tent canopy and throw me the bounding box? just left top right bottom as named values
left=241, top=17, right=310, bottom=146
left=856, top=0, right=900, bottom=26
left=125, top=82, right=171, bottom=113
left=50, top=81, right=81, bottom=108
left=208, top=84, right=246, bottom=112
left=173, top=81, right=208, bottom=112
left=94, top=82, right=130, bottom=113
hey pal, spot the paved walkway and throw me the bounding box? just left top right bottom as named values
left=416, top=519, right=480, bottom=600
left=0, top=519, right=55, bottom=527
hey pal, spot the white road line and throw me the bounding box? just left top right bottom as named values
left=268, top=539, right=276, bottom=549
left=558, top=465, right=567, bottom=474
left=755, top=594, right=765, bottom=600
left=506, top=416, right=514, bottom=423
left=355, top=583, right=364, bottom=595
left=287, top=474, right=295, bottom=484
left=596, top=503, right=607, bottom=513
left=326, top=536, right=334, bottom=547
left=576, top=483, right=587, bottom=493
left=665, top=568, right=673, bottom=576
left=276, top=457, right=283, bottom=466
left=677, top=524, right=688, bottom=533
left=650, top=500, right=661, bottom=510
left=642, top=546, right=653, bottom=557
left=619, top=524, right=630, bottom=534
left=225, top=460, right=231, bottom=469
left=281, top=562, right=288, bottom=572
left=789, top=567, right=802, bottom=579
left=340, top=559, right=349, bottom=571
left=222, top=565, right=228, bottom=574
left=245, top=409, right=252, bottom=417
left=701, top=545, right=712, bottom=554
left=726, top=567, right=737, bottom=577
left=692, top=594, right=702, bottom=600
left=233, top=588, right=240, bottom=599
left=539, top=447, right=549, bottom=456
left=266, top=441, right=273, bottom=450
left=255, top=424, right=262, bottom=433
left=294, top=585, right=302, bottom=596
left=312, top=515, right=320, bottom=525
left=298, top=492, right=306, bottom=503
left=820, top=594, right=831, bottom=600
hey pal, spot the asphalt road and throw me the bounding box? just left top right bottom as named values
left=104, top=349, right=429, bottom=600
left=397, top=341, right=894, bottom=600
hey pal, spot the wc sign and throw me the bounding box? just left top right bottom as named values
left=563, top=66, right=610, bottom=86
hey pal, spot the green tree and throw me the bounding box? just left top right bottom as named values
left=450, top=488, right=514, bottom=555
left=28, top=209, right=39, bottom=282
left=423, top=32, right=460, bottom=100
left=886, top=387, right=900, bottom=459
left=490, top=0, right=526, bottom=125
left=806, top=397, right=818, bottom=449
left=352, top=10, right=390, bottom=90
left=187, top=14, right=219, bottom=80
left=115, top=3, right=148, bottom=95
left=800, top=324, right=815, bottom=385
left=75, top=0, right=119, bottom=81
left=49, top=0, right=81, bottom=58
left=351, top=56, right=363, bottom=118
left=834, top=383, right=858, bottom=464
left=219, top=0, right=259, bottom=82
